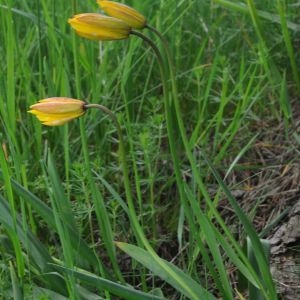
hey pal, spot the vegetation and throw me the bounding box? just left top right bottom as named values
left=0, top=0, right=299, bottom=299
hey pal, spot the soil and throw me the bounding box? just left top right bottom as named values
left=222, top=98, right=300, bottom=299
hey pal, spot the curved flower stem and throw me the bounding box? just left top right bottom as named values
left=144, top=24, right=240, bottom=238
left=145, top=25, right=219, bottom=194
left=84, top=104, right=201, bottom=295
left=130, top=30, right=185, bottom=202
left=145, top=25, right=212, bottom=199
left=84, top=104, right=151, bottom=249
left=145, top=25, right=193, bottom=161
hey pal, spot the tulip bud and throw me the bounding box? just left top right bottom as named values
left=28, top=97, right=86, bottom=126
left=97, top=1, right=146, bottom=29
left=68, top=13, right=131, bottom=41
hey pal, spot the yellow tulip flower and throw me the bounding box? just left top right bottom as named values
left=68, top=13, right=131, bottom=41
left=28, top=97, right=86, bottom=126
left=97, top=1, right=146, bottom=29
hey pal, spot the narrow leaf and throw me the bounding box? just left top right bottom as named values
left=116, top=242, right=216, bottom=300
left=51, top=264, right=165, bottom=300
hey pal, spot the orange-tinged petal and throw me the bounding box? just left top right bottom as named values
left=28, top=97, right=86, bottom=126
left=97, top=1, right=146, bottom=29
left=30, top=98, right=85, bottom=114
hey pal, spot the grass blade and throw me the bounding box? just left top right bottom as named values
left=276, top=0, right=300, bottom=93
left=247, top=238, right=271, bottom=300
left=9, top=261, right=23, bottom=300
left=201, top=152, right=277, bottom=299
left=0, top=170, right=100, bottom=270
left=51, top=264, right=165, bottom=300
left=214, top=0, right=300, bottom=31
left=0, top=194, right=66, bottom=293
left=116, top=242, right=216, bottom=300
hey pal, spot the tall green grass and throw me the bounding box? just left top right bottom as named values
left=0, top=0, right=298, bottom=299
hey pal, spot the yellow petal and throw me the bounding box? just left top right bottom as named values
left=98, top=1, right=146, bottom=29
left=42, top=116, right=82, bottom=126
left=68, top=13, right=131, bottom=41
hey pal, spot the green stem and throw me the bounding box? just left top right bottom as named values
left=131, top=30, right=185, bottom=203
left=84, top=104, right=197, bottom=297
left=145, top=25, right=216, bottom=210
left=146, top=25, right=190, bottom=153
left=84, top=104, right=150, bottom=249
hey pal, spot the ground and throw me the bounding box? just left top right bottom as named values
left=222, top=97, right=300, bottom=299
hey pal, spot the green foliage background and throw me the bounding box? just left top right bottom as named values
left=0, top=0, right=299, bottom=299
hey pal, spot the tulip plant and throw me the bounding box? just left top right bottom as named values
left=29, top=1, right=201, bottom=297
left=27, top=1, right=277, bottom=299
